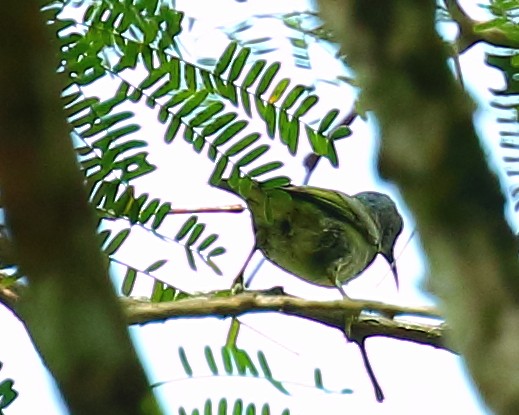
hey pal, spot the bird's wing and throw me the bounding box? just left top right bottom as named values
left=284, top=185, right=381, bottom=246
left=216, top=180, right=382, bottom=246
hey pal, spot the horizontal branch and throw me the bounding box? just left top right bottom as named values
left=1, top=276, right=451, bottom=353
left=122, top=291, right=452, bottom=353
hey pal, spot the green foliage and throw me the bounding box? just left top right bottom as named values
left=155, top=343, right=356, bottom=415
left=484, top=1, right=519, bottom=37
left=0, top=362, right=18, bottom=414
left=37, top=0, right=352, bottom=301
left=172, top=345, right=353, bottom=397
left=27, top=2, right=360, bottom=412
left=175, top=346, right=288, bottom=388
left=45, top=2, right=228, bottom=296
left=167, top=345, right=351, bottom=414
left=220, top=10, right=343, bottom=76
left=177, top=398, right=289, bottom=415
left=484, top=4, right=519, bottom=210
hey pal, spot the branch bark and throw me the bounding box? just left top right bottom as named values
left=122, top=293, right=450, bottom=351
left=1, top=275, right=451, bottom=355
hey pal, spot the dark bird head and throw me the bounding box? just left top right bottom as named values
left=354, top=192, right=403, bottom=288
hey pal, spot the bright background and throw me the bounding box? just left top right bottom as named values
left=0, top=1, right=511, bottom=414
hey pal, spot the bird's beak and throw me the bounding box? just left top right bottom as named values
left=383, top=252, right=399, bottom=290
left=390, top=260, right=399, bottom=290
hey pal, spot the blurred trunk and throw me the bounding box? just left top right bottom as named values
left=317, top=1, right=519, bottom=414
left=0, top=3, right=161, bottom=414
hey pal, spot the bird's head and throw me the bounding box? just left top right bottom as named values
left=354, top=192, right=403, bottom=288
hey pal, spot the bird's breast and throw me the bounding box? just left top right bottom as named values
left=252, top=201, right=377, bottom=287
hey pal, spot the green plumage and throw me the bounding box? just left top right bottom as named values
left=218, top=179, right=403, bottom=292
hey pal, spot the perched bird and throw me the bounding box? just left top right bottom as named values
left=218, top=179, right=403, bottom=296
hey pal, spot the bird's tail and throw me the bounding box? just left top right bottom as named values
left=213, top=177, right=231, bottom=191
left=213, top=178, right=264, bottom=207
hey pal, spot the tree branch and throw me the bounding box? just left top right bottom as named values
left=445, top=0, right=519, bottom=52
left=122, top=292, right=450, bottom=352
left=1, top=278, right=451, bottom=354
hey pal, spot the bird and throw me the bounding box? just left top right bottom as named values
left=217, top=179, right=403, bottom=296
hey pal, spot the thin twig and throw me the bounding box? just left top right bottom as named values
left=170, top=204, right=245, bottom=214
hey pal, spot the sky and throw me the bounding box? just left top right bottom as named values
left=0, top=1, right=509, bottom=414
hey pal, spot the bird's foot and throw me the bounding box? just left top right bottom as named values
left=333, top=282, right=360, bottom=338
left=343, top=313, right=360, bottom=339
left=231, top=273, right=244, bottom=295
